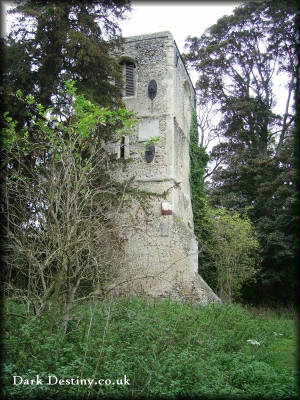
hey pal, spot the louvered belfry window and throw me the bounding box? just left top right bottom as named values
left=124, top=61, right=135, bottom=96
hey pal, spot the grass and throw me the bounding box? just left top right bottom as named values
left=3, top=297, right=299, bottom=399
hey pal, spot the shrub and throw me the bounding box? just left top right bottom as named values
left=3, top=298, right=298, bottom=399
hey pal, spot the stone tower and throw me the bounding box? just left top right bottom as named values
left=112, top=32, right=218, bottom=303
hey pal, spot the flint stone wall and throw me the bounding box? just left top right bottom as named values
left=110, top=32, right=219, bottom=303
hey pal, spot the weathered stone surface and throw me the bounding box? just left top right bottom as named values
left=110, top=32, right=219, bottom=304
left=138, top=118, right=159, bottom=142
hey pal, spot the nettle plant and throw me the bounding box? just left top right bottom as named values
left=2, top=81, right=137, bottom=333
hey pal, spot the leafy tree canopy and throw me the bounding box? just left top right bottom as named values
left=184, top=0, right=299, bottom=305
left=3, top=0, right=131, bottom=127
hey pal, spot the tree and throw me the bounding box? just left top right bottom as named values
left=184, top=0, right=298, bottom=305
left=2, top=82, right=137, bottom=333
left=201, top=208, right=260, bottom=303
left=184, top=0, right=297, bottom=191
left=3, top=0, right=131, bottom=127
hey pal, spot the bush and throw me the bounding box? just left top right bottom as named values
left=200, top=207, right=261, bottom=303
left=2, top=83, right=136, bottom=333
left=3, top=298, right=298, bottom=399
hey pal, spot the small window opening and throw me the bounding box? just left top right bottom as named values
left=121, top=61, right=135, bottom=97
left=120, top=136, right=125, bottom=159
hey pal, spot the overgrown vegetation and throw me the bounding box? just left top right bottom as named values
left=189, top=108, right=209, bottom=239
left=3, top=298, right=298, bottom=399
left=189, top=110, right=261, bottom=303
left=200, top=208, right=260, bottom=303
left=1, top=82, right=136, bottom=333
left=1, top=1, right=298, bottom=399
left=3, top=0, right=131, bottom=126
left=185, top=0, right=299, bottom=306
left=2, top=1, right=138, bottom=334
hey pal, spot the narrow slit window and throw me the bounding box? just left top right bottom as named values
left=120, top=136, right=125, bottom=159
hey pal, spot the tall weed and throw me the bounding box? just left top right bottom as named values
left=3, top=297, right=298, bottom=399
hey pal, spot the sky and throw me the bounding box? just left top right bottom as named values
left=2, top=1, right=287, bottom=114
left=118, top=2, right=240, bottom=54
left=2, top=1, right=240, bottom=40
left=2, top=1, right=240, bottom=86
left=118, top=1, right=240, bottom=86
left=118, top=1, right=288, bottom=115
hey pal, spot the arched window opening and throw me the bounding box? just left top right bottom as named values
left=120, top=61, right=136, bottom=97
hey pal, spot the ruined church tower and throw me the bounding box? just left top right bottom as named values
left=112, top=32, right=218, bottom=303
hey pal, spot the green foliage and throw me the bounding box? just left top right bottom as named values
left=188, top=111, right=260, bottom=301
left=189, top=109, right=209, bottom=237
left=1, top=83, right=137, bottom=332
left=184, top=0, right=298, bottom=306
left=3, top=298, right=298, bottom=399
left=3, top=0, right=131, bottom=127
left=200, top=208, right=260, bottom=303
left=2, top=82, right=136, bottom=160
left=143, top=136, right=160, bottom=148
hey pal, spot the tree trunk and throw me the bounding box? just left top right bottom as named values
left=61, top=277, right=81, bottom=334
